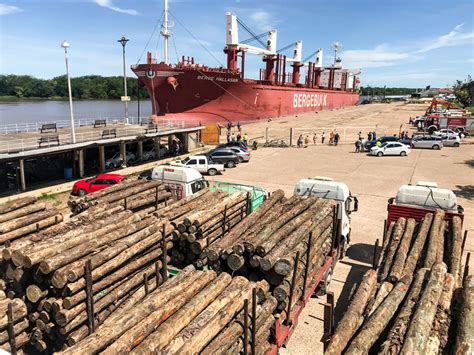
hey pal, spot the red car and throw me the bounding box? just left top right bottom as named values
left=72, top=173, right=125, bottom=196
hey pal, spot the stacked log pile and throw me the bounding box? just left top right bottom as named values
left=59, top=265, right=276, bottom=354
left=325, top=210, right=467, bottom=354
left=68, top=179, right=175, bottom=215
left=205, top=190, right=336, bottom=313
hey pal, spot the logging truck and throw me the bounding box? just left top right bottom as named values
left=294, top=177, right=359, bottom=259
left=387, top=181, right=464, bottom=226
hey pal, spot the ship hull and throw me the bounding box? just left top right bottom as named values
left=133, top=63, right=359, bottom=124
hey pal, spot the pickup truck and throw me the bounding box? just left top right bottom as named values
left=169, top=155, right=225, bottom=176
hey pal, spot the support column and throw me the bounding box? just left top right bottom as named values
left=78, top=150, right=84, bottom=178
left=182, top=133, right=189, bottom=153
left=99, top=146, right=105, bottom=172
left=137, top=141, right=143, bottom=162
left=19, top=159, right=26, bottom=192
left=154, top=137, right=161, bottom=160
left=119, top=142, right=126, bottom=167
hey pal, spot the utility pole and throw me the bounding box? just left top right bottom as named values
left=118, top=36, right=130, bottom=124
left=61, top=41, right=76, bottom=144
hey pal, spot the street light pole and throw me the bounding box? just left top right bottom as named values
left=118, top=36, right=130, bottom=124
left=61, top=41, right=76, bottom=144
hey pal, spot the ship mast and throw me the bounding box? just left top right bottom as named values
left=161, top=0, right=171, bottom=64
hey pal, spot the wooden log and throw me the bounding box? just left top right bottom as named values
left=59, top=266, right=198, bottom=354
left=345, top=275, right=411, bottom=354
left=15, top=210, right=134, bottom=268
left=380, top=217, right=406, bottom=281
left=163, top=276, right=254, bottom=354
left=379, top=268, right=429, bottom=354
left=125, top=272, right=233, bottom=354
left=436, top=219, right=447, bottom=264
left=0, top=202, right=46, bottom=223
left=402, top=213, right=434, bottom=277
left=388, top=218, right=416, bottom=282
left=425, top=272, right=455, bottom=354
left=0, top=196, right=37, bottom=214
left=0, top=318, right=28, bottom=344
left=161, top=190, right=225, bottom=221
left=401, top=262, right=447, bottom=354
left=0, top=299, right=27, bottom=330
left=325, top=269, right=377, bottom=355
left=38, top=214, right=148, bottom=274
left=366, top=281, right=394, bottom=317
left=0, top=213, right=63, bottom=244
left=423, top=209, right=445, bottom=269
left=26, top=284, right=48, bottom=303
left=455, top=275, right=474, bottom=354
left=201, top=295, right=278, bottom=355
left=449, top=216, right=463, bottom=287
left=0, top=331, right=29, bottom=352
left=0, top=208, right=59, bottom=234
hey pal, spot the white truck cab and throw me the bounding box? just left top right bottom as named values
left=150, top=165, right=209, bottom=199
left=394, top=181, right=462, bottom=213
left=294, top=177, right=358, bottom=258
left=169, top=155, right=225, bottom=176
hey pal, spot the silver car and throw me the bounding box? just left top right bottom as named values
left=411, top=136, right=443, bottom=150
left=441, top=135, right=461, bottom=147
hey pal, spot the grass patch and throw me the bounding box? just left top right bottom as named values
left=465, top=106, right=474, bottom=113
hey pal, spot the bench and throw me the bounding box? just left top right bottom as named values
left=94, top=119, right=107, bottom=128
left=146, top=122, right=158, bottom=133
left=38, top=135, right=59, bottom=147
left=40, top=123, right=57, bottom=133
left=102, top=128, right=117, bottom=139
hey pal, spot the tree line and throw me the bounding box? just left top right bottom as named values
left=359, top=86, right=419, bottom=96
left=0, top=74, right=150, bottom=100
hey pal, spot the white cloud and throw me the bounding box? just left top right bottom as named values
left=343, top=45, right=411, bottom=68
left=416, top=23, right=474, bottom=53
left=94, top=0, right=139, bottom=16
left=0, top=4, right=22, bottom=15
left=250, top=10, right=275, bottom=32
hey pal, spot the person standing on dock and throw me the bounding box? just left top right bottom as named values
left=237, top=121, right=241, bottom=132
left=226, top=131, right=231, bottom=143
left=321, top=131, right=326, bottom=144
left=297, top=134, right=303, bottom=148
left=227, top=122, right=232, bottom=132
left=243, top=133, right=249, bottom=147
left=313, top=133, right=317, bottom=145
left=334, top=132, right=340, bottom=146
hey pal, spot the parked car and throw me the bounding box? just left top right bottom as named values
left=208, top=150, right=240, bottom=168
left=211, top=147, right=250, bottom=162
left=217, top=141, right=248, bottom=151
left=434, top=128, right=466, bottom=139
left=410, top=136, right=443, bottom=150
left=169, top=155, right=225, bottom=176
left=72, top=173, right=125, bottom=196
left=370, top=142, right=411, bottom=157
left=143, top=145, right=169, bottom=161
left=440, top=134, right=461, bottom=147
left=364, top=136, right=411, bottom=151
left=105, top=152, right=136, bottom=169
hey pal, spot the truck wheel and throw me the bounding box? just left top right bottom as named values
left=77, top=189, right=87, bottom=197
left=208, top=168, right=217, bottom=176
left=432, top=145, right=440, bottom=150
left=226, top=161, right=235, bottom=168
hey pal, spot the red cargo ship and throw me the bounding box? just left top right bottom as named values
left=132, top=3, right=360, bottom=124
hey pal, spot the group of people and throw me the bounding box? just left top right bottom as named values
left=297, top=130, right=340, bottom=148
left=226, top=121, right=249, bottom=147
left=355, top=130, right=378, bottom=153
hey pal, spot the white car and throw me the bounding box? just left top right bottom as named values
left=143, top=145, right=169, bottom=161
left=441, top=134, right=461, bottom=147
left=371, top=142, right=410, bottom=157
left=434, top=128, right=465, bottom=139
left=105, top=152, right=136, bottom=169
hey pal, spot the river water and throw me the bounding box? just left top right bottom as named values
left=0, top=100, right=153, bottom=125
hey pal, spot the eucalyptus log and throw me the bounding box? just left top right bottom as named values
left=402, top=213, right=434, bottom=277
left=0, top=202, right=46, bottom=224
left=423, top=209, right=445, bottom=269
left=0, top=318, right=28, bottom=344
left=0, top=331, right=29, bottom=352
left=366, top=281, right=393, bottom=317
left=26, top=284, right=48, bottom=303
left=345, top=275, right=411, bottom=354
left=380, top=217, right=406, bottom=281
left=401, top=262, right=447, bottom=354
left=455, top=275, right=474, bottom=354
left=0, top=196, right=37, bottom=214
left=388, top=218, right=416, bottom=282
left=59, top=266, right=197, bottom=354
left=0, top=299, right=27, bottom=330
left=0, top=213, right=63, bottom=244
left=325, top=269, right=377, bottom=355
left=449, top=216, right=463, bottom=287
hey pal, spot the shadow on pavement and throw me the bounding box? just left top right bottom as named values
left=346, top=243, right=377, bottom=265
left=453, top=185, right=474, bottom=201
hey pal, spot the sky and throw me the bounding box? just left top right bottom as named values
left=0, top=0, right=473, bottom=88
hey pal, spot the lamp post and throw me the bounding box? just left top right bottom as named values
left=61, top=40, right=76, bottom=144
left=118, top=36, right=130, bottom=124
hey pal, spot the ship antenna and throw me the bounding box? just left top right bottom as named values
left=331, top=41, right=342, bottom=66
left=161, top=0, right=171, bottom=64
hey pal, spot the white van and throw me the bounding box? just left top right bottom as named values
left=150, top=166, right=209, bottom=199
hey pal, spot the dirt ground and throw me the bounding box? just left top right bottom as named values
left=208, top=102, right=474, bottom=354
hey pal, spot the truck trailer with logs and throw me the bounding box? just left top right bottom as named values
left=324, top=181, right=468, bottom=354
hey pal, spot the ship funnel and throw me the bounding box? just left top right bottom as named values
left=315, top=48, right=323, bottom=68
left=267, top=30, right=277, bottom=53
left=226, top=12, right=239, bottom=45
left=293, top=41, right=302, bottom=62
